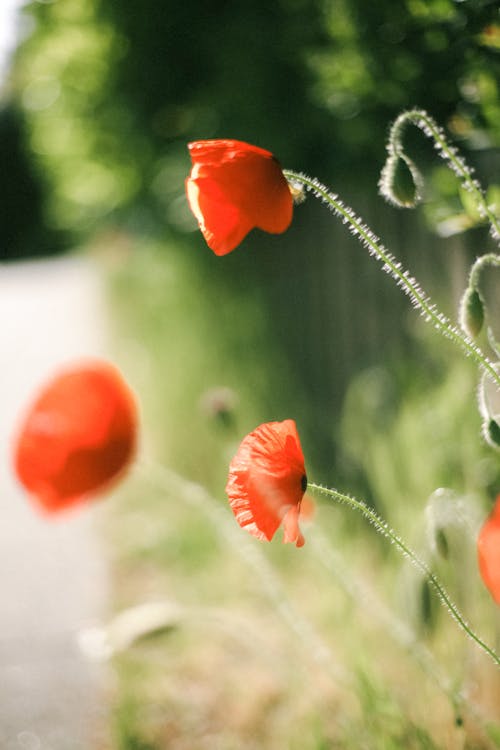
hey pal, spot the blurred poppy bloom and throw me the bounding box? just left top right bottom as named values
left=477, top=496, right=500, bottom=604
left=185, top=139, right=293, bottom=255
left=13, top=360, right=138, bottom=514
left=226, top=419, right=307, bottom=547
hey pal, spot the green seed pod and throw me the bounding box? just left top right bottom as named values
left=459, top=287, right=484, bottom=338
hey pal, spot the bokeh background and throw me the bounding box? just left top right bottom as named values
left=2, top=1, right=500, bottom=748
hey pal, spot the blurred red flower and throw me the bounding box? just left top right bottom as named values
left=13, top=360, right=138, bottom=514
left=477, top=495, right=500, bottom=604
left=185, top=139, right=293, bottom=255
left=226, top=419, right=307, bottom=547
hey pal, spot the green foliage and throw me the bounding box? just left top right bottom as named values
left=0, top=104, right=63, bottom=259
left=310, top=0, right=500, bottom=168
left=104, top=241, right=500, bottom=749
left=12, top=0, right=331, bottom=238
left=13, top=0, right=143, bottom=234
left=10, top=0, right=500, bottom=249
left=105, top=238, right=306, bottom=488
left=339, top=341, right=499, bottom=527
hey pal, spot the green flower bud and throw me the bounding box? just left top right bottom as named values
left=379, top=154, right=422, bottom=208
left=459, top=287, right=484, bottom=338
left=485, top=418, right=500, bottom=449
left=435, top=528, right=449, bottom=560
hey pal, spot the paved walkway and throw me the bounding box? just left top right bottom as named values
left=0, top=257, right=111, bottom=749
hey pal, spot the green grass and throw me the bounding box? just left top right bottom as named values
left=99, top=237, right=500, bottom=749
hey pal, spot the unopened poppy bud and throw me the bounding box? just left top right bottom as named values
left=478, top=364, right=500, bottom=451
left=379, top=154, right=422, bottom=208
left=435, top=528, right=449, bottom=560
left=419, top=578, right=437, bottom=630
left=425, top=488, right=475, bottom=561
left=484, top=418, right=500, bottom=449
left=459, top=287, right=484, bottom=338
left=200, top=386, right=238, bottom=428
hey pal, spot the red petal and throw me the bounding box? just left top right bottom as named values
left=186, top=139, right=293, bottom=254
left=13, top=360, right=137, bottom=514
left=185, top=175, right=252, bottom=255
left=226, top=420, right=306, bottom=544
left=282, top=504, right=305, bottom=548
left=478, top=496, right=500, bottom=604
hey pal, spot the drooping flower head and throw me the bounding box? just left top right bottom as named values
left=185, top=139, right=293, bottom=255
left=13, top=360, right=138, bottom=514
left=226, top=419, right=307, bottom=547
left=477, top=495, right=500, bottom=604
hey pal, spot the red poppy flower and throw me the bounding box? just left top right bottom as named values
left=185, top=139, right=293, bottom=255
left=226, top=419, right=307, bottom=547
left=13, top=360, right=138, bottom=514
left=477, top=496, right=500, bottom=604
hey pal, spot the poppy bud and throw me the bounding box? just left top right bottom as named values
left=478, top=365, right=500, bottom=449
left=435, top=528, right=449, bottom=560
left=425, top=489, right=452, bottom=559
left=13, top=360, right=138, bottom=514
left=379, top=154, right=422, bottom=208
left=459, top=287, right=484, bottom=338
left=200, top=386, right=238, bottom=428
left=425, top=488, right=477, bottom=561
left=484, top=418, right=500, bottom=449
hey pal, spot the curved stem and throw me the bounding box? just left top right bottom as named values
left=469, top=252, right=500, bottom=290
left=388, top=109, right=500, bottom=242
left=308, top=481, right=500, bottom=669
left=284, top=169, right=500, bottom=389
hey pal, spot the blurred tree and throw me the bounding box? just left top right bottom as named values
left=311, top=0, right=500, bottom=168
left=10, top=0, right=331, bottom=240
left=0, top=104, right=62, bottom=259
left=6, top=0, right=500, bottom=249
left=5, top=0, right=500, bottom=477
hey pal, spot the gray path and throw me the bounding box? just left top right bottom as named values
left=0, top=257, right=111, bottom=749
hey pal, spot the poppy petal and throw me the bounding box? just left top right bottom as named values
left=226, top=419, right=307, bottom=545
left=185, top=175, right=252, bottom=255
left=477, top=496, right=500, bottom=604
left=282, top=504, right=305, bottom=548
left=186, top=139, right=293, bottom=254
left=13, top=360, right=138, bottom=514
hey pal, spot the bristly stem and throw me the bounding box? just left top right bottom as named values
left=383, top=108, right=500, bottom=242
left=469, top=252, right=500, bottom=290
left=308, top=481, right=500, bottom=669
left=283, top=169, right=500, bottom=389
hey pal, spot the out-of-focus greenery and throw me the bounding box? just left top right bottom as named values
left=5, top=0, right=500, bottom=250
left=5, top=4, right=500, bottom=744
left=104, top=240, right=500, bottom=749
left=311, top=0, right=500, bottom=165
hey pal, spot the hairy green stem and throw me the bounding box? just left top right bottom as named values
left=308, top=481, right=500, bottom=669
left=469, top=252, right=500, bottom=290
left=387, top=109, right=500, bottom=241
left=284, top=169, right=500, bottom=388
